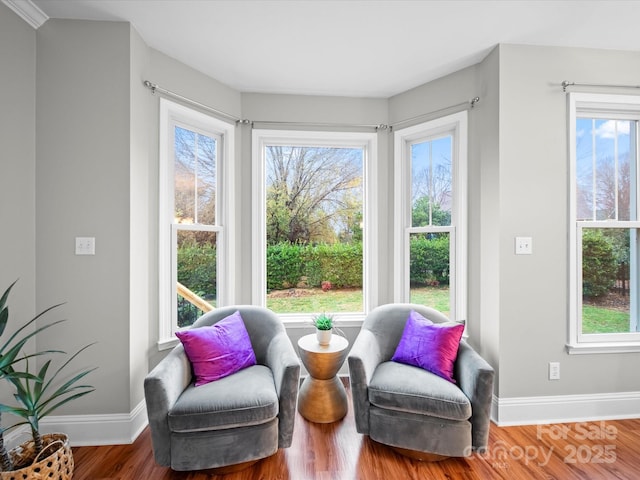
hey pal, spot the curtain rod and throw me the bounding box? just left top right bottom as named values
left=143, top=80, right=479, bottom=131
left=391, top=97, right=480, bottom=131
left=143, top=80, right=242, bottom=124
left=562, top=81, right=640, bottom=92
left=249, top=120, right=388, bottom=131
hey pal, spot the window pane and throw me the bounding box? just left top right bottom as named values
left=581, top=228, right=637, bottom=334
left=576, top=118, right=634, bottom=221
left=409, top=232, right=450, bottom=316
left=176, top=229, right=217, bottom=328
left=411, top=136, right=452, bottom=227
left=174, top=126, right=217, bottom=225
left=265, top=145, right=363, bottom=314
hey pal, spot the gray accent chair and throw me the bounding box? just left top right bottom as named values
left=144, top=306, right=301, bottom=471
left=348, top=303, right=494, bottom=459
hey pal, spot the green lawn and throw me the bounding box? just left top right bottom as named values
left=582, top=305, right=630, bottom=334
left=267, top=288, right=363, bottom=313
left=410, top=287, right=450, bottom=316
left=268, top=287, right=628, bottom=335
left=267, top=286, right=450, bottom=315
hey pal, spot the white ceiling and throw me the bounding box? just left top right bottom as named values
left=26, top=0, right=640, bottom=98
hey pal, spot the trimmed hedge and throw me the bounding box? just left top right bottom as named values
left=409, top=234, right=450, bottom=286
left=267, top=242, right=304, bottom=289
left=305, top=243, right=362, bottom=288
left=266, top=242, right=363, bottom=290
left=178, top=237, right=452, bottom=294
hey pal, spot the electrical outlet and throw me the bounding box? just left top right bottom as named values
left=549, top=362, right=560, bottom=380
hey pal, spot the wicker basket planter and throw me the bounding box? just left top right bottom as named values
left=1, top=433, right=74, bottom=480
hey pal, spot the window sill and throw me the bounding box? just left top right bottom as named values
left=158, top=337, right=179, bottom=351
left=157, top=315, right=365, bottom=352
left=565, top=342, right=640, bottom=355
left=278, top=312, right=365, bottom=328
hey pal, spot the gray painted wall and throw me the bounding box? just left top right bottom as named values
left=36, top=19, right=132, bottom=414
left=0, top=3, right=36, bottom=406
left=497, top=44, right=640, bottom=398
left=128, top=25, right=152, bottom=410
left=4, top=10, right=640, bottom=423
left=474, top=47, right=501, bottom=388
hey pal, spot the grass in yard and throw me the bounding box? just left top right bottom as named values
left=266, top=286, right=451, bottom=315
left=267, top=288, right=363, bottom=313
left=410, top=286, right=450, bottom=316
left=266, top=288, right=628, bottom=334
left=582, top=305, right=630, bottom=334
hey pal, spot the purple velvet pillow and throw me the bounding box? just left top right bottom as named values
left=391, top=310, right=464, bottom=383
left=175, top=310, right=256, bottom=386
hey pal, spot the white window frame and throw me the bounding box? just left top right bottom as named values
left=252, top=129, right=378, bottom=324
left=158, top=98, right=235, bottom=349
left=568, top=92, right=640, bottom=354
left=393, top=111, right=468, bottom=323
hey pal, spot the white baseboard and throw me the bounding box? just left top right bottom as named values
left=6, top=392, right=640, bottom=448
left=3, top=400, right=149, bottom=448
left=492, top=391, right=640, bottom=426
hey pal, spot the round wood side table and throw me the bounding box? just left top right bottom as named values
left=297, top=333, right=349, bottom=423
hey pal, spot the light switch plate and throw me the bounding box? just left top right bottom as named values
left=75, top=237, right=95, bottom=255
left=515, top=236, right=532, bottom=255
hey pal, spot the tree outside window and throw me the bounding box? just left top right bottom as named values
left=264, top=145, right=364, bottom=314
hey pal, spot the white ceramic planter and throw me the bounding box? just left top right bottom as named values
left=316, top=328, right=332, bottom=346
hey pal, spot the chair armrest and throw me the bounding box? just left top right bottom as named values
left=143, top=346, right=192, bottom=466
left=347, top=329, right=383, bottom=434
left=265, top=332, right=301, bottom=448
left=455, top=340, right=495, bottom=451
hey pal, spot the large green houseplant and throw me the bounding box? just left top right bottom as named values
left=0, top=280, right=95, bottom=477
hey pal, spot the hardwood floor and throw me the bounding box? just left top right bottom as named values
left=72, top=381, right=640, bottom=479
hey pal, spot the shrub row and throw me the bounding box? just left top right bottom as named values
left=177, top=236, right=452, bottom=295
left=409, top=235, right=450, bottom=286
left=267, top=242, right=362, bottom=290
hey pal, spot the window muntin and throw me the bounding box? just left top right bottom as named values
left=394, top=112, right=467, bottom=323
left=253, top=130, right=376, bottom=321
left=569, top=93, right=640, bottom=351
left=159, top=99, right=234, bottom=348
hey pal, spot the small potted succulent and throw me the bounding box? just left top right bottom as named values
left=0, top=280, right=95, bottom=479
left=312, top=313, right=334, bottom=345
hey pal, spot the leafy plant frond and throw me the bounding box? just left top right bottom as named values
left=311, top=313, right=334, bottom=330
left=0, top=280, right=18, bottom=338
left=0, top=312, right=65, bottom=356
left=0, top=280, right=97, bottom=467
left=38, top=388, right=96, bottom=420
left=5, top=344, right=96, bottom=432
